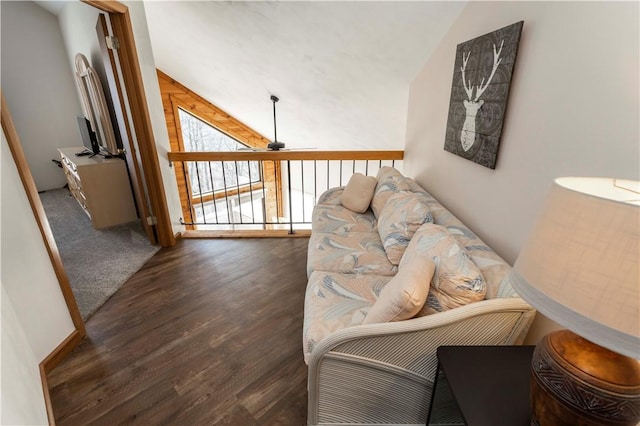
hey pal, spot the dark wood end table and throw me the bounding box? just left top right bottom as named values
left=427, top=345, right=535, bottom=426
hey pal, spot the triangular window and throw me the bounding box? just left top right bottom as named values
left=178, top=108, right=260, bottom=196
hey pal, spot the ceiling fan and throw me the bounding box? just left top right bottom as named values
left=267, top=95, right=285, bottom=151
left=239, top=95, right=316, bottom=152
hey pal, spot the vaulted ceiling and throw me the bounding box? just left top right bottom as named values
left=144, top=1, right=466, bottom=150
left=34, top=1, right=466, bottom=150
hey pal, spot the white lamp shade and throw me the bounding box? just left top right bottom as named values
left=511, top=177, right=640, bottom=359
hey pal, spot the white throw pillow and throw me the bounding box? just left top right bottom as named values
left=363, top=256, right=435, bottom=324
left=340, top=173, right=377, bottom=213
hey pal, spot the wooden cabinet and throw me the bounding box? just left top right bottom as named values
left=59, top=147, right=137, bottom=229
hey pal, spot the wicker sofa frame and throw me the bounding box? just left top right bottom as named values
left=307, top=298, right=534, bottom=425
left=305, top=170, right=535, bottom=425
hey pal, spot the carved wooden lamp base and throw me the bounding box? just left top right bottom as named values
left=531, top=330, right=640, bottom=425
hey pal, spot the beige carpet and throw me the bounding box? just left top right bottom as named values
left=39, top=187, right=160, bottom=320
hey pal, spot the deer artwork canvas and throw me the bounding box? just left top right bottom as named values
left=444, top=21, right=523, bottom=169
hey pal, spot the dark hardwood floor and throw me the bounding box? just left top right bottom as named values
left=49, top=238, right=310, bottom=425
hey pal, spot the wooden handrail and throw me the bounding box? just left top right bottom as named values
left=168, top=150, right=404, bottom=162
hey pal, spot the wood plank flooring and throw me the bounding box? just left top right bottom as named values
left=48, top=238, right=310, bottom=425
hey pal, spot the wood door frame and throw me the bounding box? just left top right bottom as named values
left=1, top=94, right=87, bottom=337
left=84, top=0, right=175, bottom=247
left=2, top=93, right=86, bottom=426
left=96, top=13, right=156, bottom=244
left=4, top=1, right=177, bottom=422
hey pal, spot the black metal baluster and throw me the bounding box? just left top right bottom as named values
left=301, top=160, right=305, bottom=223
left=235, top=161, right=242, bottom=224
left=221, top=161, right=231, bottom=224
left=287, top=160, right=294, bottom=234
left=261, top=161, right=267, bottom=228
left=183, top=161, right=195, bottom=225
left=194, top=161, right=206, bottom=224
left=313, top=160, right=318, bottom=204
left=274, top=161, right=281, bottom=225
left=207, top=161, right=220, bottom=224
left=248, top=160, right=256, bottom=224
left=326, top=160, right=330, bottom=192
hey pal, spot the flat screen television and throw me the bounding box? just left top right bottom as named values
left=76, top=116, right=100, bottom=156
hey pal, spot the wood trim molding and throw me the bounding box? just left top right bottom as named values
left=40, top=364, right=56, bottom=426
left=96, top=13, right=156, bottom=244
left=82, top=0, right=127, bottom=14
left=1, top=93, right=86, bottom=337
left=3, top=93, right=86, bottom=423
left=39, top=329, right=83, bottom=426
left=107, top=11, right=175, bottom=247
left=40, top=329, right=85, bottom=375
left=181, top=229, right=312, bottom=238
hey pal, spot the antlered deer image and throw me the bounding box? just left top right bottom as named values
left=443, top=21, right=522, bottom=169
left=459, top=39, right=504, bottom=152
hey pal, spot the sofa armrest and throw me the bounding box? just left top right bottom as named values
left=307, top=298, right=535, bottom=425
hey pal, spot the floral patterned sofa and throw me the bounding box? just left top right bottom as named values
left=304, top=167, right=535, bottom=426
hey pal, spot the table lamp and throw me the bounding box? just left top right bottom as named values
left=511, top=177, right=640, bottom=425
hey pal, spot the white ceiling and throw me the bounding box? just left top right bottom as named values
left=144, top=1, right=466, bottom=150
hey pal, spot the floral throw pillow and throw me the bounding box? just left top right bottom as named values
left=401, top=223, right=487, bottom=315
left=370, top=167, right=411, bottom=218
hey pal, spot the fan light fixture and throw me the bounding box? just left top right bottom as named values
left=267, top=95, right=285, bottom=151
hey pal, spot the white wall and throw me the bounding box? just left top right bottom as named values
left=0, top=1, right=83, bottom=191
left=1, top=128, right=75, bottom=424
left=1, top=285, right=49, bottom=426
left=57, top=1, right=106, bottom=85
left=404, top=1, right=639, bottom=343
left=57, top=0, right=112, bottom=146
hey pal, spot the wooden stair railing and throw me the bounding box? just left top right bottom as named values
left=167, top=150, right=404, bottom=238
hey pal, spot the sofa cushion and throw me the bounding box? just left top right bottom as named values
left=316, top=186, right=344, bottom=206
left=401, top=224, right=487, bottom=315
left=312, top=204, right=377, bottom=234
left=377, top=192, right=433, bottom=265
left=303, top=271, right=392, bottom=363
left=404, top=186, right=519, bottom=299
left=371, top=167, right=411, bottom=218
left=307, top=232, right=397, bottom=277
left=341, top=173, right=377, bottom=213
left=363, top=256, right=435, bottom=324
